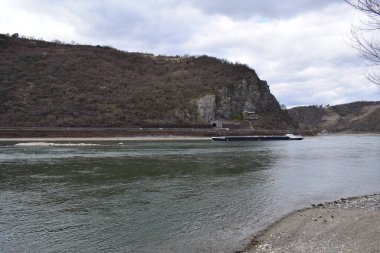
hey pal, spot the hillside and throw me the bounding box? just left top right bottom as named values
left=288, top=101, right=380, bottom=132
left=0, top=34, right=297, bottom=129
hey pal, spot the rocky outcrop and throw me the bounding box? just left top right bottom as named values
left=196, top=95, right=216, bottom=123
left=214, top=79, right=280, bottom=119
left=194, top=78, right=284, bottom=125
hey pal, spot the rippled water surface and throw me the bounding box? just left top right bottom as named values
left=1, top=135, right=379, bottom=252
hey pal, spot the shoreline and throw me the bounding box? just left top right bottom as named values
left=240, top=193, right=380, bottom=252
left=0, top=132, right=378, bottom=142
left=0, top=129, right=378, bottom=141
left=0, top=127, right=314, bottom=138
left=0, top=136, right=211, bottom=142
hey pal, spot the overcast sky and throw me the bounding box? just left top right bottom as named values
left=1, top=0, right=380, bottom=107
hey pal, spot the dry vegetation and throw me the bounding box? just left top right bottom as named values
left=0, top=34, right=295, bottom=129
left=288, top=101, right=380, bottom=132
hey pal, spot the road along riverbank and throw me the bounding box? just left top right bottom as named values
left=0, top=127, right=312, bottom=138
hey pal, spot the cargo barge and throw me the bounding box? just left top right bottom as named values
left=211, top=134, right=303, bottom=141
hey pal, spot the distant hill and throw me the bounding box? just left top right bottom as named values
left=0, top=34, right=297, bottom=129
left=288, top=101, right=380, bottom=132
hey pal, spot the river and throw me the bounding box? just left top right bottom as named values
left=0, top=135, right=379, bottom=252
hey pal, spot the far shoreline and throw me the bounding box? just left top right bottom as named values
left=0, top=136, right=211, bottom=142
left=0, top=127, right=379, bottom=140
left=0, top=132, right=378, bottom=142
left=0, top=127, right=313, bottom=139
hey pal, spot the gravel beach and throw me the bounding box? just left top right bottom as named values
left=243, top=194, right=380, bottom=253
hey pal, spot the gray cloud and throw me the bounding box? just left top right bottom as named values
left=189, top=0, right=343, bottom=19
left=0, top=0, right=379, bottom=106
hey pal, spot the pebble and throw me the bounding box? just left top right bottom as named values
left=311, top=194, right=380, bottom=210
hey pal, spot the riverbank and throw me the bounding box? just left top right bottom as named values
left=242, top=194, right=380, bottom=252
left=0, top=136, right=210, bottom=142
left=0, top=127, right=312, bottom=138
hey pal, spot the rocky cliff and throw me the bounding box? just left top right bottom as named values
left=0, top=34, right=297, bottom=129
left=288, top=101, right=380, bottom=132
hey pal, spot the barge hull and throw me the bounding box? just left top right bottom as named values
left=211, top=136, right=302, bottom=141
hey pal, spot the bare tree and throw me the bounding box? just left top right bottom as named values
left=345, top=0, right=380, bottom=85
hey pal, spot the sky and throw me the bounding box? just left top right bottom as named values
left=1, top=0, right=380, bottom=107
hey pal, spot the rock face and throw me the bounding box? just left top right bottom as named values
left=196, top=95, right=216, bottom=123
left=0, top=34, right=297, bottom=129
left=214, top=79, right=278, bottom=119
left=195, top=79, right=282, bottom=124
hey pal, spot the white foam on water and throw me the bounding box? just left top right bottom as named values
left=15, top=142, right=100, bottom=147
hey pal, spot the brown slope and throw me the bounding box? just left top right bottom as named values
left=288, top=101, right=380, bottom=132
left=0, top=34, right=297, bottom=129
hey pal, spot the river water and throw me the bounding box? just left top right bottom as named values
left=0, top=135, right=379, bottom=252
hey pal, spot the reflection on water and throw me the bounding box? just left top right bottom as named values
left=0, top=135, right=380, bottom=252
